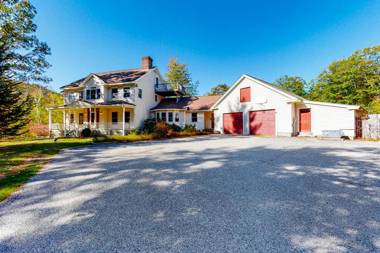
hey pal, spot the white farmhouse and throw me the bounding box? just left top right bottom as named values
left=48, top=57, right=217, bottom=136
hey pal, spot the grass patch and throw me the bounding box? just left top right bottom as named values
left=0, top=138, right=93, bottom=202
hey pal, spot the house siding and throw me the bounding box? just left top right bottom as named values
left=133, top=70, right=163, bottom=129
left=185, top=112, right=205, bottom=130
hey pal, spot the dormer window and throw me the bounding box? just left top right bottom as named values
left=79, top=91, right=83, bottom=100
left=112, top=88, right=118, bottom=99
left=90, top=88, right=96, bottom=99
left=86, top=87, right=101, bottom=100
left=123, top=88, right=130, bottom=98
left=96, top=88, right=101, bottom=99
left=68, top=93, right=76, bottom=102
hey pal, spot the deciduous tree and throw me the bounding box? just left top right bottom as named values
left=308, top=45, right=380, bottom=112
left=208, top=83, right=229, bottom=95
left=274, top=75, right=307, bottom=97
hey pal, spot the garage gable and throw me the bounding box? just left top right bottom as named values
left=212, top=74, right=301, bottom=110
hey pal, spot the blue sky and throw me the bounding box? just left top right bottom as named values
left=32, top=0, right=380, bottom=95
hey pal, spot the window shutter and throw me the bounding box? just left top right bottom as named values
left=96, top=108, right=100, bottom=123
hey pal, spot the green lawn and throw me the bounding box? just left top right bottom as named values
left=0, top=138, right=93, bottom=202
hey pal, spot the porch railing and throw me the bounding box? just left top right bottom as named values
left=155, top=83, right=186, bottom=94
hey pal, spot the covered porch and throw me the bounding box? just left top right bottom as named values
left=48, top=101, right=135, bottom=137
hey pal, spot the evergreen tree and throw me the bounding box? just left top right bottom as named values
left=0, top=0, right=51, bottom=136
left=0, top=77, right=32, bottom=137
left=166, top=58, right=198, bottom=96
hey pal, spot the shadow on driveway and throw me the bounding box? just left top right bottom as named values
left=0, top=136, right=379, bottom=252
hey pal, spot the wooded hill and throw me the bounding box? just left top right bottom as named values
left=23, top=84, right=63, bottom=136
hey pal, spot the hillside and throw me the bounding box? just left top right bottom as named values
left=23, top=84, right=63, bottom=133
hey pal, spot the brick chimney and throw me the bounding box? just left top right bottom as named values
left=142, top=56, right=153, bottom=69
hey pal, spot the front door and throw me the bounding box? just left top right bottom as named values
left=299, top=108, right=311, bottom=132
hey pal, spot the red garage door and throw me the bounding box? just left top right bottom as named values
left=223, top=112, right=243, bottom=134
left=249, top=110, right=275, bottom=136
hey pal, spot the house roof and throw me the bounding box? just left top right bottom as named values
left=60, top=68, right=150, bottom=89
left=151, top=95, right=222, bottom=111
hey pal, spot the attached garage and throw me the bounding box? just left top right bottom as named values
left=249, top=110, right=275, bottom=136
left=223, top=112, right=243, bottom=134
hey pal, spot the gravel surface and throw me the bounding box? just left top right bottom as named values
left=0, top=136, right=380, bottom=252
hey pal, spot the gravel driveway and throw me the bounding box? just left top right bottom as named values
left=1, top=136, right=380, bottom=252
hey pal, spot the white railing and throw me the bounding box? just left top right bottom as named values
left=155, top=83, right=186, bottom=94
left=111, top=93, right=135, bottom=103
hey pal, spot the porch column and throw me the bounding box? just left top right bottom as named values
left=89, top=107, right=92, bottom=129
left=63, top=110, right=66, bottom=137
left=94, top=105, right=97, bottom=129
left=48, top=109, right=52, bottom=137
left=183, top=111, right=186, bottom=128
left=122, top=106, right=125, bottom=136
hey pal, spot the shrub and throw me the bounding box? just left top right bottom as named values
left=153, top=121, right=169, bottom=138
left=203, top=128, right=214, bottom=133
left=129, top=128, right=139, bottom=135
left=91, top=130, right=104, bottom=137
left=140, top=118, right=156, bottom=134
left=81, top=128, right=91, bottom=137
left=29, top=124, right=49, bottom=137
left=183, top=124, right=196, bottom=132
left=168, top=123, right=182, bottom=132
left=101, top=134, right=154, bottom=142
